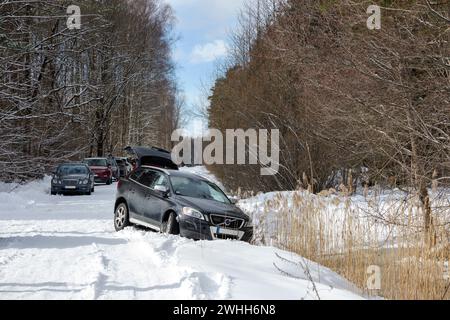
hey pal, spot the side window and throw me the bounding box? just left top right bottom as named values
left=137, top=170, right=168, bottom=189
left=138, top=170, right=158, bottom=188
left=129, top=168, right=144, bottom=181
left=151, top=172, right=168, bottom=189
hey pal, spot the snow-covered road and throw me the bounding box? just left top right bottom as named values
left=0, top=174, right=364, bottom=300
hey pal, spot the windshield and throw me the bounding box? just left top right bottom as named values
left=85, top=159, right=108, bottom=167
left=170, top=176, right=230, bottom=204
left=58, top=166, right=89, bottom=176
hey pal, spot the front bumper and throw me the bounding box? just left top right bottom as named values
left=94, top=176, right=110, bottom=183
left=52, top=185, right=91, bottom=194
left=178, top=215, right=253, bottom=242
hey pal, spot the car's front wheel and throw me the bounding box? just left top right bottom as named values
left=114, top=203, right=130, bottom=231
left=162, top=212, right=179, bottom=235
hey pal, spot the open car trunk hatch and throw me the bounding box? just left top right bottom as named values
left=124, top=146, right=179, bottom=170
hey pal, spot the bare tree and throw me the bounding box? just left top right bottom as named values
left=0, top=0, right=181, bottom=181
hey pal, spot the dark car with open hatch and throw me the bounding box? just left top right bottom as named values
left=51, top=163, right=95, bottom=195
left=114, top=166, right=253, bottom=242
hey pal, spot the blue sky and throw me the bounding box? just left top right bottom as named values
left=165, top=0, right=245, bottom=135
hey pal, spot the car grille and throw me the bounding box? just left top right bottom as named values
left=210, top=214, right=245, bottom=229
left=63, top=179, right=78, bottom=186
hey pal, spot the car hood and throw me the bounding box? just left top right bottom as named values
left=90, top=166, right=108, bottom=171
left=176, top=196, right=248, bottom=220
left=58, top=174, right=89, bottom=180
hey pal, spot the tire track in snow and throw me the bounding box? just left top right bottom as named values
left=95, top=228, right=232, bottom=300
left=1, top=182, right=229, bottom=299
left=90, top=248, right=111, bottom=300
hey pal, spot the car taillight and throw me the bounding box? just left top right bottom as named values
left=117, top=180, right=122, bottom=189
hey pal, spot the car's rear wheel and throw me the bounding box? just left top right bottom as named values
left=162, top=212, right=179, bottom=235
left=114, top=203, right=129, bottom=231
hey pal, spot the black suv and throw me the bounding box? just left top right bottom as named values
left=114, top=166, right=253, bottom=242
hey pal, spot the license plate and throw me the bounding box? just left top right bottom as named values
left=216, top=227, right=239, bottom=236
left=65, top=186, right=76, bottom=190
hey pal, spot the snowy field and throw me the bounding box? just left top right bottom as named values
left=0, top=169, right=365, bottom=300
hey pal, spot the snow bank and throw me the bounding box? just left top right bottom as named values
left=174, top=238, right=365, bottom=300
left=0, top=177, right=51, bottom=218
left=237, top=186, right=450, bottom=250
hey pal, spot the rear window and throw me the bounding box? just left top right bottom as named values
left=85, top=159, right=107, bottom=167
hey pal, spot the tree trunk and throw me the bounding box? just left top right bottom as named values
left=407, top=105, right=435, bottom=246
left=419, top=183, right=435, bottom=247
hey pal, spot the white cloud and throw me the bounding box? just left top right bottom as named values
left=190, top=40, right=228, bottom=64
left=171, top=46, right=184, bottom=62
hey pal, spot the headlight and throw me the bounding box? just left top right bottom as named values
left=79, top=179, right=89, bottom=185
left=182, top=207, right=205, bottom=220
left=52, top=178, right=61, bottom=184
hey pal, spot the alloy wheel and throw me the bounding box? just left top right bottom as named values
left=115, top=206, right=126, bottom=229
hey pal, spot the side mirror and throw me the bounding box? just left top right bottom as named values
left=154, top=185, right=169, bottom=196
left=229, top=196, right=241, bottom=205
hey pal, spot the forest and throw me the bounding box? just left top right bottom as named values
left=208, top=0, right=449, bottom=190
left=0, top=0, right=181, bottom=181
